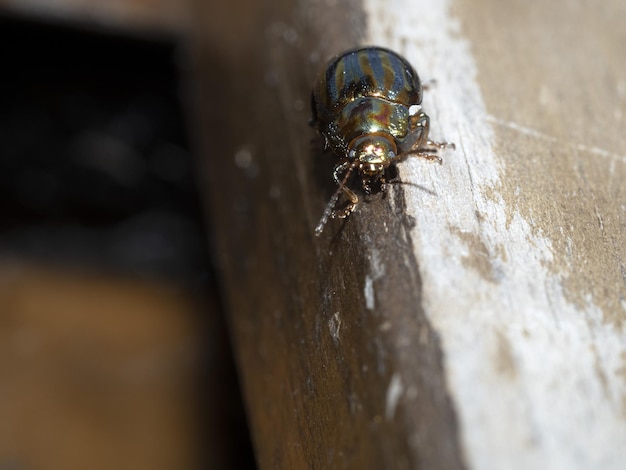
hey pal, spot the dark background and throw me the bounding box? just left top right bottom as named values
left=0, top=13, right=255, bottom=470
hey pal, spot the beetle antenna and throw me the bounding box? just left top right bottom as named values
left=314, top=161, right=357, bottom=236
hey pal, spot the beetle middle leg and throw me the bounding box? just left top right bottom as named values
left=403, top=112, right=454, bottom=163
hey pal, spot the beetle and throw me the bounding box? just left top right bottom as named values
left=311, top=46, right=454, bottom=235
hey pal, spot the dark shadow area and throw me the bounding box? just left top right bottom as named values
left=0, top=13, right=255, bottom=470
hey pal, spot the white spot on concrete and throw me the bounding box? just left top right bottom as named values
left=364, top=275, right=375, bottom=310
left=365, top=249, right=387, bottom=313
left=234, top=147, right=253, bottom=168
left=328, top=311, right=342, bottom=343
left=369, top=248, right=386, bottom=280
left=385, top=373, right=404, bottom=421
left=234, top=146, right=259, bottom=177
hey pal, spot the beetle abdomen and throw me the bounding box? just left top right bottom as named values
left=313, top=47, right=422, bottom=127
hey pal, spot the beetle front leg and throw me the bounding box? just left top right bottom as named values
left=332, top=160, right=359, bottom=218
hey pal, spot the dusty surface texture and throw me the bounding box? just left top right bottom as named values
left=449, top=0, right=626, bottom=466
left=460, top=0, right=626, bottom=319
left=363, top=0, right=626, bottom=468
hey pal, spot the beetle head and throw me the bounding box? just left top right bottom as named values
left=348, top=133, right=398, bottom=176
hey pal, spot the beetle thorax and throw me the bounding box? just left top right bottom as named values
left=348, top=133, right=398, bottom=176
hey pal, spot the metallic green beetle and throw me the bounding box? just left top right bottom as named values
left=311, top=46, right=453, bottom=235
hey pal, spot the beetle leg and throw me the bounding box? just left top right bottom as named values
left=421, top=78, right=437, bottom=91
left=315, top=160, right=359, bottom=235
left=379, top=175, right=388, bottom=194
left=361, top=176, right=374, bottom=195
left=402, top=112, right=454, bottom=164
left=423, top=140, right=456, bottom=151
left=332, top=160, right=359, bottom=219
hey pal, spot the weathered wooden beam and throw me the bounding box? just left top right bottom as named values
left=188, top=0, right=626, bottom=468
